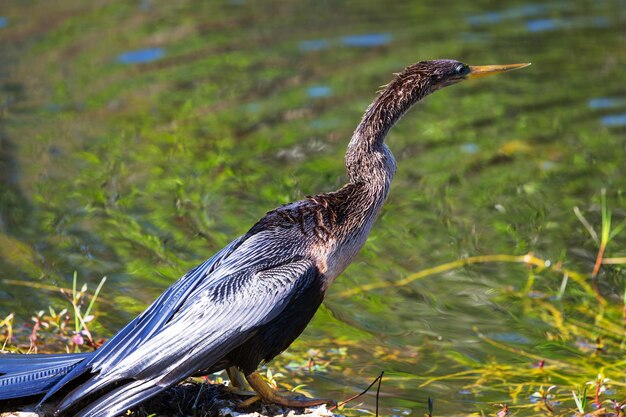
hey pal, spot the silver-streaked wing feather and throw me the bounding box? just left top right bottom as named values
left=56, top=231, right=317, bottom=416
left=39, top=235, right=245, bottom=404
left=104, top=257, right=316, bottom=382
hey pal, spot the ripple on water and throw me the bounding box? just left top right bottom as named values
left=601, top=113, right=626, bottom=127
left=117, top=47, right=165, bottom=64
left=341, top=33, right=392, bottom=47
left=467, top=3, right=609, bottom=33
left=526, top=15, right=609, bottom=32
left=467, top=4, right=547, bottom=26
left=461, top=143, right=479, bottom=154
left=299, top=39, right=329, bottom=51
left=299, top=33, right=391, bottom=51
left=245, top=102, right=261, bottom=113
left=307, top=85, right=332, bottom=98
left=588, top=97, right=626, bottom=109
left=526, top=18, right=559, bottom=32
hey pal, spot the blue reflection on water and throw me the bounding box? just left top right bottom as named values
left=469, top=11, right=501, bottom=25
left=461, top=143, right=479, bottom=154
left=341, top=33, right=392, bottom=47
left=300, top=33, right=391, bottom=51
left=601, top=114, right=626, bottom=127
left=526, top=18, right=559, bottom=32
left=117, top=47, right=164, bottom=64
left=526, top=15, right=609, bottom=32
left=588, top=97, right=625, bottom=109
left=299, top=39, right=329, bottom=51
left=593, top=16, right=609, bottom=27
left=468, top=3, right=609, bottom=33
left=307, top=85, right=332, bottom=98
left=245, top=102, right=261, bottom=113
left=0, top=17, right=7, bottom=28
left=468, top=4, right=547, bottom=26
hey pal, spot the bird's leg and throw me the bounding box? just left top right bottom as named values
left=238, top=371, right=335, bottom=409
left=227, top=366, right=250, bottom=390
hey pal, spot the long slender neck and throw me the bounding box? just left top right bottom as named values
left=345, top=67, right=432, bottom=188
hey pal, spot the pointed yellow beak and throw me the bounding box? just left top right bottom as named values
left=468, top=63, right=531, bottom=79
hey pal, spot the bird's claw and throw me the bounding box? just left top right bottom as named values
left=239, top=371, right=335, bottom=409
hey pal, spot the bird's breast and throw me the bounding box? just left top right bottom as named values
left=312, top=216, right=378, bottom=291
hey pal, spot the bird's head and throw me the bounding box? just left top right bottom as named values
left=399, top=59, right=531, bottom=92
left=356, top=58, right=530, bottom=144
left=349, top=58, right=530, bottom=180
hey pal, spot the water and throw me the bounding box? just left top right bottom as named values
left=1, top=0, right=625, bottom=415
left=117, top=47, right=165, bottom=64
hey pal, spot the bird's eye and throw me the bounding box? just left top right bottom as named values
left=455, top=64, right=470, bottom=76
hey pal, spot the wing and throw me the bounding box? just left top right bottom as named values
left=40, top=234, right=246, bottom=404
left=56, top=231, right=320, bottom=417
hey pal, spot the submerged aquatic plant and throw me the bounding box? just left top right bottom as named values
left=394, top=191, right=626, bottom=416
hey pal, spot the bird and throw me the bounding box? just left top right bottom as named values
left=0, top=59, right=529, bottom=417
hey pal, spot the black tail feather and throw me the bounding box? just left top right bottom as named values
left=0, top=353, right=89, bottom=401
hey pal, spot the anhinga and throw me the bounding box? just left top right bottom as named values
left=0, top=59, right=529, bottom=417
